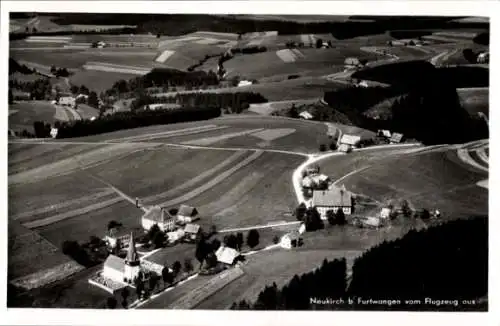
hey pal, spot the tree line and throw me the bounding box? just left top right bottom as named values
left=131, top=92, right=267, bottom=114
left=9, top=78, right=52, bottom=100
left=232, top=216, right=487, bottom=311
left=48, top=106, right=221, bottom=139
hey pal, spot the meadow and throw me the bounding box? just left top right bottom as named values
left=9, top=101, right=57, bottom=132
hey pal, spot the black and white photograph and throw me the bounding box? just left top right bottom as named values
left=1, top=1, right=496, bottom=325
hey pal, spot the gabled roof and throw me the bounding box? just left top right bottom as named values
left=104, top=255, right=125, bottom=273
left=283, top=230, right=301, bottom=241
left=142, top=206, right=173, bottom=223
left=215, top=246, right=240, bottom=265
left=313, top=187, right=352, bottom=207
left=184, top=223, right=201, bottom=234
left=345, top=57, right=360, bottom=65
left=390, top=133, right=404, bottom=143
left=299, top=111, right=313, bottom=120
left=338, top=144, right=351, bottom=152
left=378, top=129, right=392, bottom=138
left=340, top=134, right=361, bottom=146
left=178, top=204, right=198, bottom=217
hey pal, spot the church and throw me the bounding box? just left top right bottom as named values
left=102, top=233, right=142, bottom=284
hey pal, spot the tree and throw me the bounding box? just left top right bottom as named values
left=106, top=297, right=117, bottom=309
left=88, top=91, right=99, bottom=108
left=211, top=238, right=221, bottom=252
left=50, top=65, right=57, bottom=74
left=247, top=230, right=260, bottom=249
left=327, top=210, right=336, bottom=226
left=147, top=224, right=161, bottom=242
left=273, top=236, right=280, bottom=244
left=121, top=287, right=129, bottom=308
left=195, top=239, right=208, bottom=264
left=78, top=84, right=90, bottom=95
left=401, top=200, right=412, bottom=217
left=149, top=273, right=159, bottom=293
left=224, top=234, right=238, bottom=249
left=8, top=89, right=13, bottom=104
left=236, top=232, right=244, bottom=251
left=295, top=203, right=307, bottom=221
left=70, top=85, right=79, bottom=95
left=315, top=38, right=323, bottom=48
left=319, top=144, right=327, bottom=152
left=162, top=267, right=174, bottom=285
left=107, top=220, right=122, bottom=231
left=305, top=207, right=324, bottom=231
left=335, top=208, right=346, bottom=225
left=152, top=231, right=166, bottom=249
left=210, top=224, right=217, bottom=235
left=184, top=258, right=194, bottom=274
left=135, top=279, right=144, bottom=300
left=172, top=261, right=182, bottom=276
left=329, top=142, right=337, bottom=151
left=289, top=104, right=299, bottom=118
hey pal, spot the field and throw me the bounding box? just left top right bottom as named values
left=9, top=101, right=57, bottom=132
left=318, top=146, right=488, bottom=218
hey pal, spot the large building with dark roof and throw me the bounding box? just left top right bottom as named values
left=312, top=186, right=353, bottom=219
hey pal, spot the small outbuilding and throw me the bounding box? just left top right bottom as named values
left=177, top=204, right=199, bottom=224
left=183, top=223, right=201, bottom=242
left=390, top=133, right=404, bottom=144
left=215, top=246, right=241, bottom=265
left=280, top=231, right=303, bottom=249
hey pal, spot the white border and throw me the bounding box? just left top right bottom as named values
left=1, top=1, right=498, bottom=326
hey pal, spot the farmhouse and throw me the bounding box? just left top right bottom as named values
left=102, top=234, right=141, bottom=284
left=177, top=204, right=199, bottom=224
left=105, top=226, right=131, bottom=250
left=377, top=129, right=392, bottom=139
left=380, top=207, right=392, bottom=219
left=215, top=246, right=241, bottom=266
left=58, top=96, right=75, bottom=107
left=390, top=133, right=404, bottom=144
left=299, top=111, right=313, bottom=120
left=183, top=223, right=201, bottom=243
left=312, top=186, right=353, bottom=220
left=280, top=231, right=303, bottom=249
left=141, top=206, right=177, bottom=232
left=338, top=134, right=361, bottom=153
left=305, top=164, right=320, bottom=176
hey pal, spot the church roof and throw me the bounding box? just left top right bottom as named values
left=126, top=232, right=139, bottom=263
left=104, top=255, right=125, bottom=273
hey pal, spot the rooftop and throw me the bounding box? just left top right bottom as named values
left=313, top=187, right=352, bottom=207
left=184, top=223, right=201, bottom=234
left=390, top=133, right=404, bottom=143
left=215, top=246, right=240, bottom=265
left=340, top=134, right=361, bottom=146
left=104, top=255, right=125, bottom=273
left=142, top=206, right=174, bottom=223
left=178, top=204, right=198, bottom=217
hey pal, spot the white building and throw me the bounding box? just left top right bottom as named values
left=102, top=233, right=141, bottom=284
left=105, top=227, right=131, bottom=250
left=177, top=205, right=199, bottom=224
left=58, top=96, right=75, bottom=107
left=215, top=246, right=240, bottom=265
left=141, top=206, right=177, bottom=232
left=380, top=207, right=392, bottom=219
left=50, top=128, right=58, bottom=138
left=298, top=111, right=313, bottom=120
left=312, top=186, right=353, bottom=220
left=237, top=80, right=253, bottom=87
left=280, top=231, right=302, bottom=249
left=338, top=134, right=361, bottom=153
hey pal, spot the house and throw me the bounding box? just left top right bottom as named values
left=50, top=128, right=58, bottom=138
left=141, top=206, right=177, bottom=232
left=380, top=207, right=392, bottom=219
left=166, top=229, right=185, bottom=243
left=303, top=174, right=330, bottom=190
left=390, top=133, right=404, bottom=144
left=177, top=204, right=199, bottom=224
left=215, top=246, right=241, bottom=265
left=183, top=223, right=201, bottom=242
left=102, top=233, right=141, bottom=284
left=344, top=57, right=361, bottom=69
left=305, top=165, right=320, bottom=176
left=58, top=96, right=75, bottom=107
left=312, top=186, right=353, bottom=220
left=238, top=80, right=253, bottom=87
left=280, top=231, right=303, bottom=249
left=105, top=227, right=131, bottom=250
left=357, top=80, right=369, bottom=88
left=377, top=129, right=392, bottom=139
left=477, top=52, right=489, bottom=64
left=361, top=216, right=382, bottom=228
left=338, top=134, right=361, bottom=153
left=299, top=111, right=313, bottom=120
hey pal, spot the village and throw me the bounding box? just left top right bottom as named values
left=86, top=128, right=440, bottom=306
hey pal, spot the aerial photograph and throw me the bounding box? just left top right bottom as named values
left=7, top=12, right=489, bottom=311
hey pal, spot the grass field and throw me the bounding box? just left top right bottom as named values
left=9, top=101, right=57, bottom=132
left=319, top=147, right=488, bottom=218
left=69, top=69, right=138, bottom=93
left=8, top=220, right=84, bottom=290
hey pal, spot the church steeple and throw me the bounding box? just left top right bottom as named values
left=125, top=232, right=139, bottom=265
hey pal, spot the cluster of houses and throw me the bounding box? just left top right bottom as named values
left=377, top=129, right=404, bottom=144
